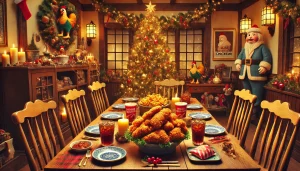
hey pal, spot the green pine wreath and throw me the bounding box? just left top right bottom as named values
left=37, top=0, right=78, bottom=51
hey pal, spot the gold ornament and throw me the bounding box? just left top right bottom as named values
left=146, top=1, right=156, bottom=13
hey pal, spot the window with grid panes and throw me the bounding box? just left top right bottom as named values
left=107, top=29, right=130, bottom=75
left=179, top=29, right=203, bottom=78
left=166, top=30, right=176, bottom=55
left=292, top=25, right=300, bottom=74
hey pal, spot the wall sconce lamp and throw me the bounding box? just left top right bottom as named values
left=86, top=21, right=96, bottom=46
left=261, top=6, right=275, bottom=36
left=240, top=14, right=252, bottom=38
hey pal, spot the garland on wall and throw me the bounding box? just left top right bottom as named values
left=266, top=0, right=300, bottom=27
left=91, top=0, right=225, bottom=30
left=37, top=0, right=79, bottom=51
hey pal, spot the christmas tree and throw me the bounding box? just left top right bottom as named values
left=121, top=2, right=178, bottom=97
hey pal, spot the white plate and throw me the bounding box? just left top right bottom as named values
left=69, top=140, right=92, bottom=152
left=189, top=112, right=212, bottom=120
left=92, top=146, right=127, bottom=162
left=112, top=104, right=125, bottom=110
left=85, top=125, right=100, bottom=135
left=205, top=125, right=226, bottom=135
left=101, top=112, right=123, bottom=120
left=122, top=97, right=139, bottom=102
left=187, top=104, right=203, bottom=110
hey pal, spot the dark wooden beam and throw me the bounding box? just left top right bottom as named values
left=99, top=13, right=105, bottom=69
left=238, top=0, right=259, bottom=10
left=81, top=3, right=240, bottom=11
left=137, top=0, right=143, bottom=4
left=170, top=0, right=176, bottom=4
left=68, top=0, right=82, bottom=11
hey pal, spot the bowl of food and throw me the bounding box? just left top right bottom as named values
left=53, top=55, right=69, bottom=64
left=138, top=94, right=170, bottom=115
left=125, top=106, right=189, bottom=155
left=70, top=140, right=92, bottom=152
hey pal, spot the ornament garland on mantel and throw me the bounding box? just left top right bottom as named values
left=37, top=0, right=79, bottom=51
left=91, top=0, right=224, bottom=30
left=266, top=0, right=300, bottom=27
left=267, top=74, right=300, bottom=95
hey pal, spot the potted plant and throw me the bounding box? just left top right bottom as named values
left=26, top=34, right=40, bottom=62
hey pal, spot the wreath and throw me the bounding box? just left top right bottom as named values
left=37, top=0, right=78, bottom=51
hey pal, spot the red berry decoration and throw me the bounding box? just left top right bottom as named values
left=272, top=81, right=279, bottom=88
left=278, top=82, right=285, bottom=90
left=154, top=39, right=158, bottom=44
left=127, top=79, right=132, bottom=84
left=144, top=36, right=148, bottom=41
left=165, top=49, right=170, bottom=53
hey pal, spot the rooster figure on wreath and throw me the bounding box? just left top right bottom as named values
left=190, top=61, right=205, bottom=84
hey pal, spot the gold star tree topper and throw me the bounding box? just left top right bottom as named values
left=146, top=1, right=156, bottom=13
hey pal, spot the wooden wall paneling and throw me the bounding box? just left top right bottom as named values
left=99, top=13, right=105, bottom=68
left=68, top=0, right=82, bottom=45
left=203, top=17, right=211, bottom=68
left=277, top=16, right=284, bottom=74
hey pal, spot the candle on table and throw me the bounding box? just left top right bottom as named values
left=2, top=51, right=10, bottom=67
left=61, top=108, right=67, bottom=122
left=171, top=94, right=181, bottom=113
left=18, top=48, right=26, bottom=63
left=118, top=118, right=129, bottom=136
left=10, top=44, right=18, bottom=65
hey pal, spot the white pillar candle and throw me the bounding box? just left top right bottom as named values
left=171, top=94, right=181, bottom=112
left=18, top=48, right=26, bottom=63
left=61, top=108, right=67, bottom=122
left=2, top=51, right=10, bottom=67
left=10, top=44, right=18, bottom=65
left=118, top=118, right=129, bottom=136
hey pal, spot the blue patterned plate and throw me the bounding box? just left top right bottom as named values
left=85, top=125, right=100, bottom=135
left=101, top=112, right=123, bottom=120
left=187, top=104, right=203, bottom=110
left=92, top=146, right=127, bottom=162
left=205, top=125, right=226, bottom=135
left=122, top=97, right=139, bottom=102
left=112, top=104, right=125, bottom=110
left=189, top=112, right=212, bottom=120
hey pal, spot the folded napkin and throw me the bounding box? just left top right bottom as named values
left=55, top=152, right=83, bottom=168
left=189, top=145, right=215, bottom=160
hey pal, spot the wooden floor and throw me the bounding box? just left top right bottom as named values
left=17, top=112, right=300, bottom=171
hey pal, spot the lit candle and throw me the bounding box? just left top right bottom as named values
left=87, top=53, right=94, bottom=62
left=118, top=118, right=129, bottom=136
left=18, top=48, right=26, bottom=63
left=171, top=93, right=181, bottom=113
left=10, top=44, right=18, bottom=65
left=61, top=108, right=67, bottom=122
left=2, top=51, right=10, bottom=67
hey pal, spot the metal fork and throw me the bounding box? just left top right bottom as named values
left=78, top=150, right=90, bottom=167
left=83, top=150, right=91, bottom=166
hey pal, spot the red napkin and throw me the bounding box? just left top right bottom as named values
left=189, top=145, right=215, bottom=160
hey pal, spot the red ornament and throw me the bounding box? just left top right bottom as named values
left=165, top=49, right=170, bottom=53
left=144, top=36, right=148, bottom=41
left=127, top=79, right=132, bottom=84
left=154, top=39, right=158, bottom=44
left=272, top=81, right=279, bottom=88
left=278, top=82, right=285, bottom=90
left=297, top=17, right=300, bottom=25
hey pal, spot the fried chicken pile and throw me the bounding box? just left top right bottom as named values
left=128, top=106, right=188, bottom=144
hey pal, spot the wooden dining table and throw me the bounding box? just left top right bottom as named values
left=44, top=98, right=261, bottom=171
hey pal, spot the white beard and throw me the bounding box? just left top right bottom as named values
left=244, top=41, right=263, bottom=58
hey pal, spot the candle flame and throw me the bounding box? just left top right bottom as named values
left=12, top=44, right=15, bottom=48
left=4, top=50, right=6, bottom=54
left=62, top=108, right=66, bottom=115
left=292, top=70, right=295, bottom=74
left=20, top=48, right=23, bottom=52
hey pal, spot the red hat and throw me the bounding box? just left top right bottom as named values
left=219, top=32, right=225, bottom=36
left=247, top=24, right=261, bottom=33
left=60, top=6, right=66, bottom=9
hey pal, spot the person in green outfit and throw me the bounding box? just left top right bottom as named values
left=234, top=24, right=273, bottom=121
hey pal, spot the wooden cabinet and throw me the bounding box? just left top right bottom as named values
left=0, top=64, right=100, bottom=150
left=186, top=83, right=229, bottom=112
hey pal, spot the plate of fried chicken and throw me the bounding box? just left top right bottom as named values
left=126, top=106, right=189, bottom=155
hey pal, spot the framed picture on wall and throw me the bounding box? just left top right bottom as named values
left=213, top=28, right=236, bottom=61
left=0, top=0, right=7, bottom=47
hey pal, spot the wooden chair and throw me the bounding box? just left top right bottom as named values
left=226, top=89, right=257, bottom=147
left=11, top=100, right=65, bottom=171
left=61, top=89, right=91, bottom=137
left=249, top=100, right=300, bottom=171
left=88, top=81, right=110, bottom=117
left=154, top=79, right=185, bottom=99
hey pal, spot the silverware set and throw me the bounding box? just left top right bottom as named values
left=78, top=150, right=91, bottom=167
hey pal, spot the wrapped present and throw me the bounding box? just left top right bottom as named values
left=189, top=145, right=215, bottom=160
